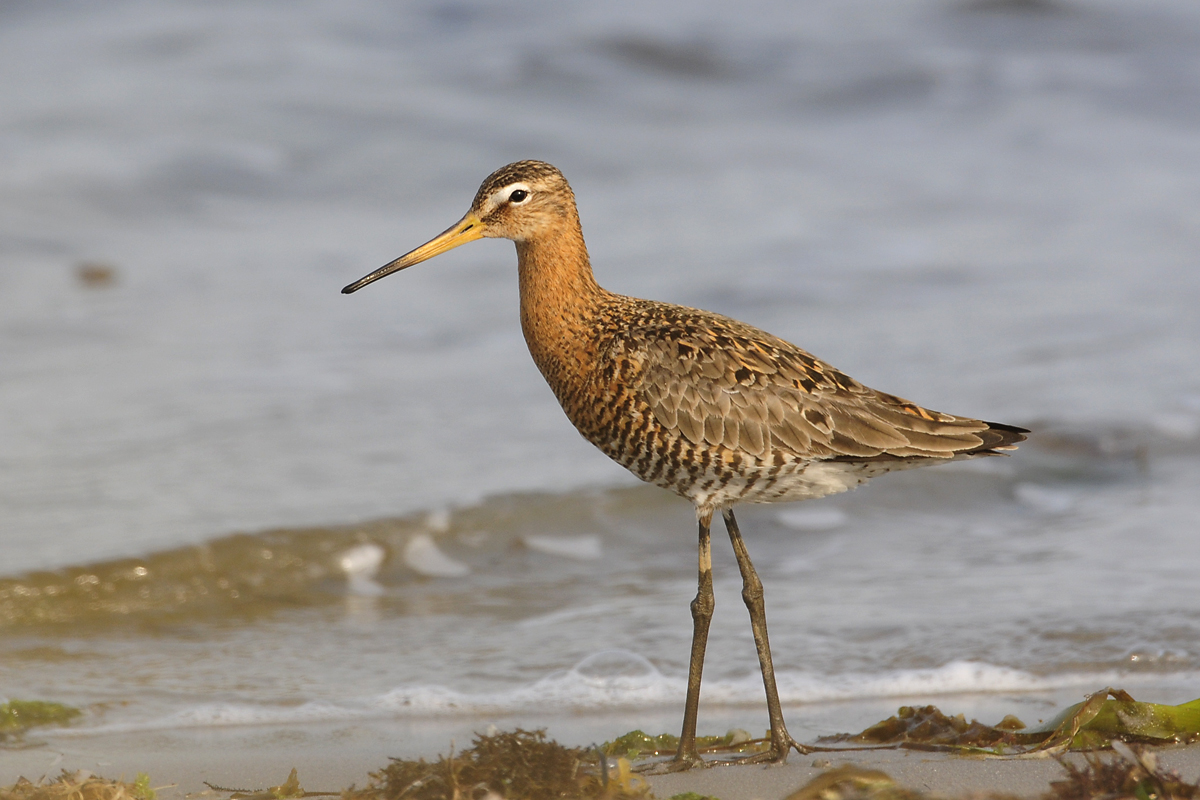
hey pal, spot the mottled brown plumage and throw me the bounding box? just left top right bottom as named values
left=343, top=160, right=1028, bottom=768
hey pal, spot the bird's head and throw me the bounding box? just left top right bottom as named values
left=342, top=160, right=574, bottom=294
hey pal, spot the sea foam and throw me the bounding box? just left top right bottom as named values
left=59, top=651, right=1152, bottom=735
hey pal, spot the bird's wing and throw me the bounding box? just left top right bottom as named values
left=630, top=310, right=1002, bottom=461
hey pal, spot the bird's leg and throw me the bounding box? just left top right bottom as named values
left=673, top=511, right=714, bottom=769
left=723, top=508, right=810, bottom=761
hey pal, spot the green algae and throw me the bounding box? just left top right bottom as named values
left=0, top=700, right=81, bottom=742
left=129, top=776, right=155, bottom=800
left=1021, top=690, right=1200, bottom=751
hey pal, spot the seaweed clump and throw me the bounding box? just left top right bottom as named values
left=1, top=771, right=156, bottom=800
left=1049, top=743, right=1200, bottom=800
left=822, top=704, right=1026, bottom=749
left=601, top=729, right=765, bottom=761
left=822, top=689, right=1200, bottom=755
left=348, top=729, right=647, bottom=800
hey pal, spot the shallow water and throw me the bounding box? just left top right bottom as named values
left=2, top=0, right=1200, bottom=747
left=3, top=433, right=1198, bottom=739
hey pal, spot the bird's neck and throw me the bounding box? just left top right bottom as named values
left=515, top=215, right=606, bottom=389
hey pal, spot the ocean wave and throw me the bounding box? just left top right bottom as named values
left=56, top=650, right=1176, bottom=735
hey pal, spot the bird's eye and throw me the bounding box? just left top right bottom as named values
left=508, top=189, right=529, bottom=204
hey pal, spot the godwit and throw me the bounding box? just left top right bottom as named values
left=342, top=161, right=1027, bottom=767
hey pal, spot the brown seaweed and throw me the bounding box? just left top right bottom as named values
left=346, top=728, right=647, bottom=800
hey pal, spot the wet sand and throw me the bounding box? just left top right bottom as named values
left=5, top=722, right=1200, bottom=799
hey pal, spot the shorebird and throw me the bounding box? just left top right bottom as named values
left=342, top=161, right=1027, bottom=767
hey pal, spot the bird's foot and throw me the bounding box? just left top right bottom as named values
left=718, top=734, right=812, bottom=766
left=781, top=733, right=814, bottom=758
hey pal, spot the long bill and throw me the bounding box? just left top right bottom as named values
left=341, top=212, right=485, bottom=294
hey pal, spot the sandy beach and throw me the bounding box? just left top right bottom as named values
left=5, top=721, right=1200, bottom=799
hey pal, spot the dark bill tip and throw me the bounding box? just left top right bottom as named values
left=340, top=214, right=484, bottom=296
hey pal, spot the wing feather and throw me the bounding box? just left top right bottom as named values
left=628, top=304, right=1018, bottom=463
left=704, top=414, right=724, bottom=446
left=739, top=418, right=766, bottom=457
left=676, top=406, right=703, bottom=445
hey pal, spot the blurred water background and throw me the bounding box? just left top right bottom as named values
left=2, top=0, right=1200, bottom=762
